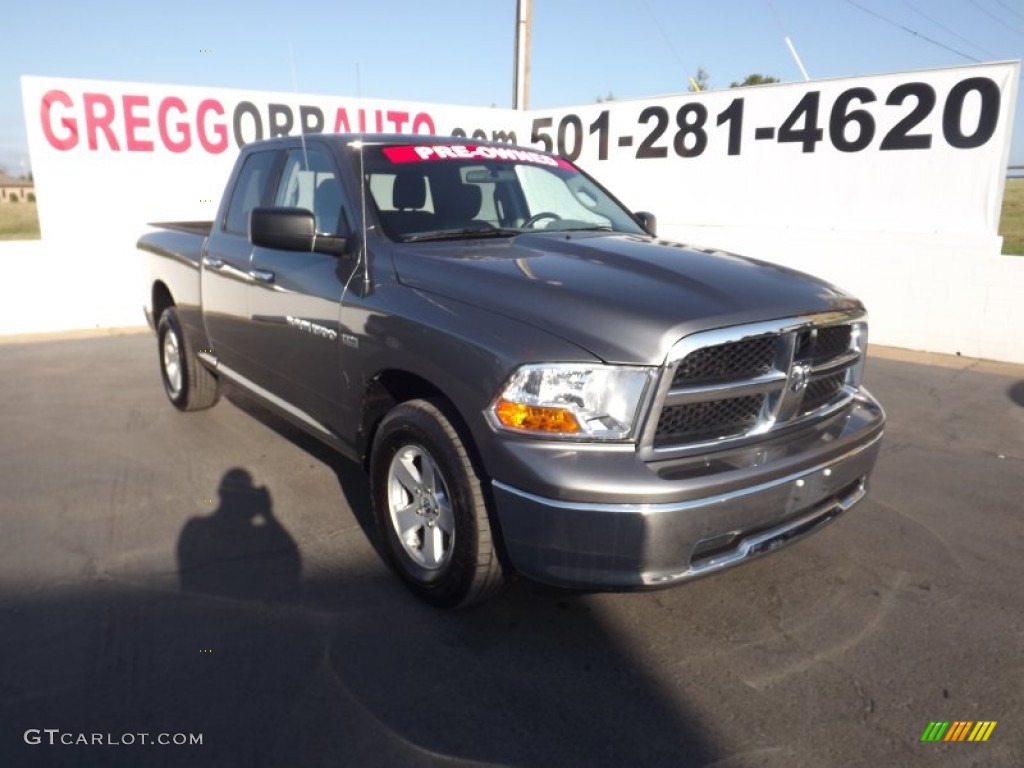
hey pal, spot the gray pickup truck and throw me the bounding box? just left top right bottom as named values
left=139, top=134, right=885, bottom=608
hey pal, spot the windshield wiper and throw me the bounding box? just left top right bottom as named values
left=403, top=226, right=521, bottom=243
left=552, top=225, right=614, bottom=232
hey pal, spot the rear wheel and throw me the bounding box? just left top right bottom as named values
left=157, top=307, right=219, bottom=411
left=370, top=399, right=506, bottom=608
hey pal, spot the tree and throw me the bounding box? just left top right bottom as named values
left=595, top=91, right=615, bottom=103
left=688, top=67, right=710, bottom=92
left=729, top=73, right=781, bottom=88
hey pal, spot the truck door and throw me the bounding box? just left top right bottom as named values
left=201, top=148, right=279, bottom=379
left=244, top=145, right=357, bottom=438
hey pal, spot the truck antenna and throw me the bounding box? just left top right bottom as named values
left=289, top=41, right=309, bottom=167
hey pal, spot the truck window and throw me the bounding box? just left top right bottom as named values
left=459, top=165, right=500, bottom=226
left=273, top=147, right=348, bottom=235
left=224, top=150, right=278, bottom=235
left=361, top=143, right=646, bottom=240
left=516, top=165, right=612, bottom=229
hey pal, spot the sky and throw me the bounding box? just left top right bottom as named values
left=2, top=0, right=1022, bottom=175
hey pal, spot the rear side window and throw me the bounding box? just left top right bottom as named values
left=224, top=150, right=277, bottom=235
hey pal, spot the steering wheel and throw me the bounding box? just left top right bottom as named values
left=523, top=211, right=563, bottom=229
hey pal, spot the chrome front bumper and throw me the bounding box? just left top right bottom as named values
left=491, top=395, right=884, bottom=589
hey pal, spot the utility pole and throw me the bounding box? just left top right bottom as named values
left=513, top=0, right=532, bottom=110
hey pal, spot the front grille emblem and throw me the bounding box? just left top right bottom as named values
left=788, top=361, right=812, bottom=394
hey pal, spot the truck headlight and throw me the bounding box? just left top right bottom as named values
left=488, top=364, right=655, bottom=440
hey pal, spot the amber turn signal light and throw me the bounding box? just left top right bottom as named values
left=493, top=399, right=582, bottom=434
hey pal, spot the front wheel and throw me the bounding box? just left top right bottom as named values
left=370, top=399, right=506, bottom=608
left=157, top=307, right=219, bottom=411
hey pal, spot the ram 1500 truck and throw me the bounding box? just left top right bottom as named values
left=139, top=134, right=885, bottom=608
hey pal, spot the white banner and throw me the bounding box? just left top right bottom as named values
left=20, top=76, right=531, bottom=240
left=526, top=61, right=1018, bottom=237
left=12, top=64, right=1024, bottom=364
left=21, top=62, right=1018, bottom=244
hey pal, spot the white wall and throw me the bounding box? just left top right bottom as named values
left=661, top=226, right=1024, bottom=363
left=8, top=63, right=1024, bottom=364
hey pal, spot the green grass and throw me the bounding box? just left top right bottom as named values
left=0, top=201, right=40, bottom=240
left=1001, top=179, right=1023, bottom=256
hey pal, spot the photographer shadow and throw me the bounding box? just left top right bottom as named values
left=177, top=468, right=301, bottom=601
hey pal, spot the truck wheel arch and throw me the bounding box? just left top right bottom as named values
left=368, top=397, right=507, bottom=608
left=152, top=281, right=174, bottom=327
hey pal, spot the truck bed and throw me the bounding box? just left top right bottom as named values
left=148, top=221, right=214, bottom=237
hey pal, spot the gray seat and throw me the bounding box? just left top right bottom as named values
left=381, top=170, right=436, bottom=237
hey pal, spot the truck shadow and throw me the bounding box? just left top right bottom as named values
left=1009, top=380, right=1024, bottom=407
left=154, top=389, right=717, bottom=767
left=0, top=362, right=717, bottom=768
left=224, top=389, right=382, bottom=559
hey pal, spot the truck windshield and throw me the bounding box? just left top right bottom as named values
left=359, top=143, right=647, bottom=242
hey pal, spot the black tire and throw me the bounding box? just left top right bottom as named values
left=157, top=307, right=220, bottom=412
left=370, top=399, right=506, bottom=608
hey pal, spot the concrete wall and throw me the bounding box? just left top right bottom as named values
left=4, top=230, right=1023, bottom=364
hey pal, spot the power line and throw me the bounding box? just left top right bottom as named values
left=969, top=0, right=1023, bottom=35
left=639, top=0, right=692, bottom=82
left=995, top=0, right=1024, bottom=25
left=903, top=1, right=999, bottom=59
left=766, top=1, right=811, bottom=80
left=843, top=0, right=981, bottom=62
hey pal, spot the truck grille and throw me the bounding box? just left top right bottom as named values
left=671, top=336, right=775, bottom=387
left=645, top=313, right=867, bottom=455
left=655, top=396, right=765, bottom=445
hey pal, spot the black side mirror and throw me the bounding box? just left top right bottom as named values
left=250, top=207, right=315, bottom=251
left=250, top=207, right=348, bottom=256
left=634, top=211, right=657, bottom=237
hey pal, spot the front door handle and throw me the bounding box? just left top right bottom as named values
left=249, top=269, right=275, bottom=284
left=203, top=255, right=225, bottom=269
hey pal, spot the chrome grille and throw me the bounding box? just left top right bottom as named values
left=811, top=325, right=852, bottom=363
left=655, top=395, right=764, bottom=446
left=801, top=371, right=847, bottom=414
left=643, top=312, right=867, bottom=458
left=671, top=336, right=775, bottom=387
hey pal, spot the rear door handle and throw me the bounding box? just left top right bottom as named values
left=249, top=269, right=275, bottom=284
left=202, top=255, right=225, bottom=269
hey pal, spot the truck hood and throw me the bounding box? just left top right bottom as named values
left=391, top=232, right=861, bottom=365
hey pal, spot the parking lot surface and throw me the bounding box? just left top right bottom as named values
left=1, top=333, right=1022, bottom=767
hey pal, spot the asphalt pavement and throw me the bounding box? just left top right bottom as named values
left=0, top=332, right=1021, bottom=767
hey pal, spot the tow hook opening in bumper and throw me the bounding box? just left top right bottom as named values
left=680, top=476, right=867, bottom=580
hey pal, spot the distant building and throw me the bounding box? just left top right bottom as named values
left=0, top=173, right=34, bottom=202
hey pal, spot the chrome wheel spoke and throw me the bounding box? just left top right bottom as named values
left=435, top=494, right=455, bottom=535
left=393, top=452, right=423, bottom=496
left=392, top=503, right=422, bottom=540
left=419, top=452, right=441, bottom=495
left=421, top=524, right=442, bottom=565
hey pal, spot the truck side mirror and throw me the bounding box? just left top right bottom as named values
left=250, top=207, right=350, bottom=256
left=634, top=211, right=657, bottom=237
left=250, top=207, right=316, bottom=251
